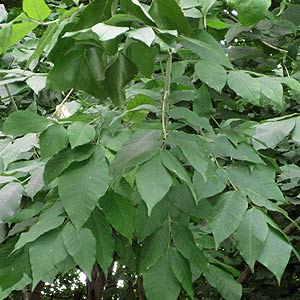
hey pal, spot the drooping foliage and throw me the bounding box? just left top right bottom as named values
left=1, top=0, right=300, bottom=299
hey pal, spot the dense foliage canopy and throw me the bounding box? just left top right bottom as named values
left=1, top=0, right=300, bottom=299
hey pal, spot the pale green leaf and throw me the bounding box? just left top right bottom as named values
left=0, top=182, right=23, bottom=223
left=257, top=77, right=283, bottom=106
left=210, top=191, right=248, bottom=247
left=58, top=146, right=109, bottom=229
left=91, top=23, right=129, bottom=41
left=136, top=154, right=173, bottom=214
left=126, top=27, right=155, bottom=47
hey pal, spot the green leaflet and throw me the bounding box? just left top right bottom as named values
left=29, top=226, right=68, bottom=288
left=23, top=0, right=51, bottom=21
left=195, top=60, right=227, bottom=93
left=169, top=248, right=194, bottom=299
left=136, top=154, right=173, bottom=215
left=204, top=265, right=242, bottom=300
left=258, top=227, right=292, bottom=283
left=139, top=224, right=169, bottom=273
left=39, top=124, right=68, bottom=158
left=3, top=111, right=48, bottom=136
left=85, top=207, right=114, bottom=275
left=62, top=222, right=96, bottom=280
left=209, top=191, right=248, bottom=247
left=229, top=0, right=272, bottom=25
left=101, top=191, right=135, bottom=242
left=143, top=255, right=181, bottom=300
left=172, top=223, right=209, bottom=270
left=110, top=130, right=162, bottom=176
left=235, top=208, right=268, bottom=271
left=44, top=144, right=94, bottom=185
left=14, top=202, right=65, bottom=251
left=149, top=0, right=192, bottom=36
left=67, top=122, right=96, bottom=149
left=227, top=71, right=261, bottom=104
left=58, top=146, right=109, bottom=229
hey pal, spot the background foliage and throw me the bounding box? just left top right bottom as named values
left=1, top=0, right=300, bottom=299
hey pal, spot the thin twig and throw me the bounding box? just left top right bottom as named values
left=161, top=51, right=172, bottom=140
left=52, top=89, right=74, bottom=117
left=4, top=84, right=18, bottom=111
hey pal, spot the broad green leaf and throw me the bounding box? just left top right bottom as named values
left=101, top=192, right=135, bottom=242
left=172, top=223, right=209, bottom=270
left=257, top=77, right=283, bottom=106
left=0, top=24, right=12, bottom=55
left=193, top=84, right=213, bottom=117
left=168, top=107, right=213, bottom=131
left=258, top=227, right=292, bottom=283
left=280, top=77, right=300, bottom=92
left=149, top=0, right=192, bottom=36
left=136, top=154, right=173, bottom=214
left=227, top=71, right=260, bottom=104
left=180, top=30, right=232, bottom=68
left=143, top=255, right=181, bottom=300
left=201, top=0, right=217, bottom=27
left=229, top=0, right=271, bottom=25
left=135, top=199, right=170, bottom=241
left=160, top=150, right=196, bottom=199
left=235, top=208, right=268, bottom=271
left=29, top=227, right=68, bottom=288
left=126, top=27, right=155, bottom=47
left=104, top=53, right=137, bottom=107
left=7, top=14, right=38, bottom=48
left=193, top=161, right=227, bottom=199
left=59, top=146, right=109, bottom=229
left=126, top=42, right=159, bottom=77
left=210, top=191, right=248, bottom=247
left=0, top=183, right=23, bottom=223
left=3, top=111, right=48, bottom=136
left=67, top=122, right=96, bottom=149
left=85, top=207, right=114, bottom=275
left=227, top=163, right=285, bottom=202
left=14, top=202, right=65, bottom=251
left=40, top=124, right=68, bottom=158
left=252, top=118, right=295, bottom=150
left=23, top=0, right=51, bottom=21
left=139, top=224, right=169, bottom=272
left=44, top=144, right=94, bottom=185
left=63, top=222, right=96, bottom=280
left=204, top=265, right=242, bottom=300
left=195, top=60, right=227, bottom=93
left=47, top=45, right=108, bottom=99
left=110, top=130, right=162, bottom=176
left=169, top=248, right=194, bottom=299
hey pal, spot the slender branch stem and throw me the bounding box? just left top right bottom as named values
left=5, top=84, right=18, bottom=111
left=162, top=50, right=172, bottom=140
left=52, top=89, right=74, bottom=117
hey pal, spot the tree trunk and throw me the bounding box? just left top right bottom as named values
left=86, top=264, right=105, bottom=300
